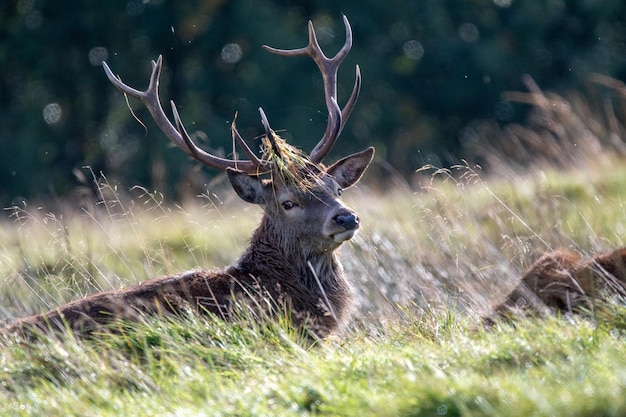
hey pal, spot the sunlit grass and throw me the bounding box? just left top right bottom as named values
left=2, top=154, right=626, bottom=415
left=3, top=305, right=626, bottom=416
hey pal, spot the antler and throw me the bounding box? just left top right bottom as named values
left=102, top=56, right=270, bottom=174
left=263, top=15, right=361, bottom=163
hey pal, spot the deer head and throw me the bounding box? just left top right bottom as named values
left=102, top=16, right=374, bottom=254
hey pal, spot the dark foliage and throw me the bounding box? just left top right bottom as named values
left=2, top=0, right=626, bottom=206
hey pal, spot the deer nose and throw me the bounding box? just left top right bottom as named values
left=334, top=213, right=359, bottom=230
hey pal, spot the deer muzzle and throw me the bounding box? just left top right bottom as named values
left=334, top=213, right=359, bottom=230
left=330, top=212, right=360, bottom=243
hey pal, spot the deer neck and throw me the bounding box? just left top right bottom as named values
left=237, top=216, right=345, bottom=288
left=232, top=215, right=354, bottom=331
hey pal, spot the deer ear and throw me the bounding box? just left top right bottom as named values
left=326, top=147, right=374, bottom=189
left=226, top=168, right=265, bottom=204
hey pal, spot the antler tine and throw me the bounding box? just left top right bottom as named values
left=103, top=56, right=265, bottom=174
left=259, top=107, right=283, bottom=159
left=230, top=116, right=267, bottom=169
left=170, top=100, right=264, bottom=171
left=342, top=64, right=361, bottom=132
left=263, top=15, right=360, bottom=163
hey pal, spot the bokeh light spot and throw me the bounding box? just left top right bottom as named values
left=458, top=23, right=480, bottom=43
left=493, top=0, right=513, bottom=7
left=221, top=43, right=243, bottom=64
left=88, top=47, right=109, bottom=66
left=403, top=40, right=424, bottom=61
left=43, top=103, right=62, bottom=125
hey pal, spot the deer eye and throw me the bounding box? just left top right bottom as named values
left=336, top=188, right=343, bottom=197
left=282, top=200, right=296, bottom=210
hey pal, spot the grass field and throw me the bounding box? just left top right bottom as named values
left=1, top=152, right=626, bottom=416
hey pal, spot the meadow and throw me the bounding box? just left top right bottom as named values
left=3, top=81, right=626, bottom=415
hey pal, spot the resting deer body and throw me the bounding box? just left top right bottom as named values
left=491, top=247, right=626, bottom=319
left=3, top=16, right=374, bottom=339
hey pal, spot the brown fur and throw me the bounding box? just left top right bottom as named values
left=2, top=150, right=374, bottom=340
left=490, top=247, right=626, bottom=320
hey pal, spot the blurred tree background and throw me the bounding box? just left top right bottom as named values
left=1, top=0, right=626, bottom=206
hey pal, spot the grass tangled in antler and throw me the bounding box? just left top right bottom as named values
left=260, top=132, right=325, bottom=192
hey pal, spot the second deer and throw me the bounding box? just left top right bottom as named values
left=491, top=247, right=626, bottom=319
left=3, top=16, right=374, bottom=340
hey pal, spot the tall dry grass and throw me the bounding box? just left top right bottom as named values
left=462, top=73, right=626, bottom=172
left=2, top=75, right=626, bottom=333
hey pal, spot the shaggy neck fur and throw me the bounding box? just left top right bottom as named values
left=235, top=215, right=353, bottom=326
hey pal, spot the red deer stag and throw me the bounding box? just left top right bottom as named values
left=3, top=16, right=374, bottom=340
left=490, top=247, right=626, bottom=320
